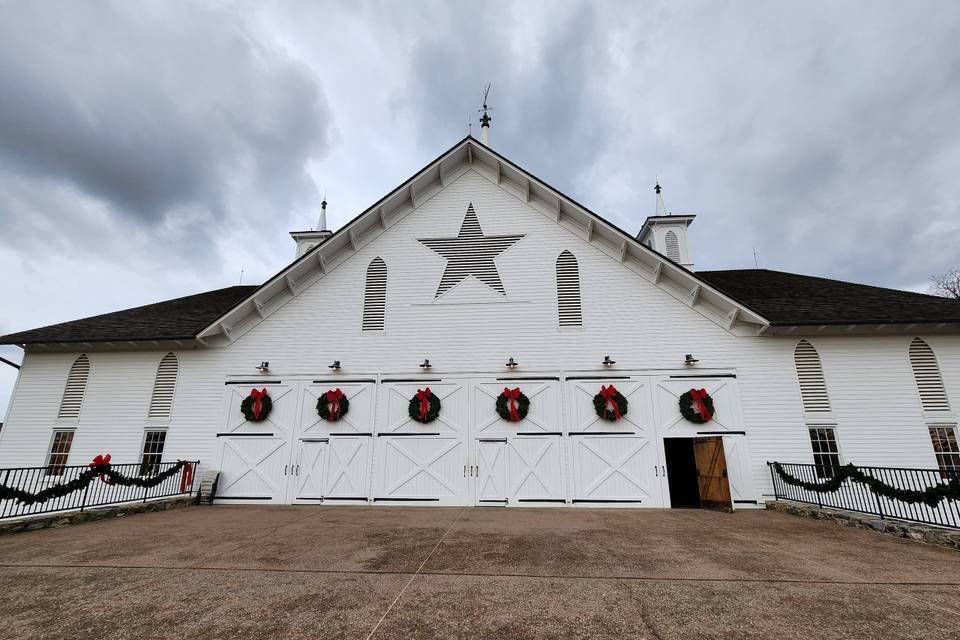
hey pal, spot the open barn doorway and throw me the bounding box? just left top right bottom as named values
left=664, top=438, right=700, bottom=508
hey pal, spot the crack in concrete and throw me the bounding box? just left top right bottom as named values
left=364, top=507, right=466, bottom=640
left=1, top=563, right=957, bottom=587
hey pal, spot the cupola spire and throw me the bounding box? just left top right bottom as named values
left=317, top=195, right=328, bottom=232
left=655, top=181, right=667, bottom=216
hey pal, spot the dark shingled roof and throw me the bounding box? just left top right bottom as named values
left=0, top=286, right=258, bottom=345
left=698, top=269, right=960, bottom=326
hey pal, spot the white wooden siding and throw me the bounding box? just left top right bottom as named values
left=2, top=169, right=959, bottom=500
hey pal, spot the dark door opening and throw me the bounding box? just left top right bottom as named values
left=664, top=438, right=700, bottom=508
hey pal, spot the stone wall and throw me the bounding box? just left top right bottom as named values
left=767, top=500, right=960, bottom=551
left=0, top=495, right=194, bottom=536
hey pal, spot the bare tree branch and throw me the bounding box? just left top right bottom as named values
left=929, top=269, right=960, bottom=299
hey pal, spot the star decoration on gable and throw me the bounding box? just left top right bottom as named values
left=418, top=203, right=524, bottom=298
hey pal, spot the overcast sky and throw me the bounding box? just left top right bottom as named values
left=2, top=0, right=960, bottom=418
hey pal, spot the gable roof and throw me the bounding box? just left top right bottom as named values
left=189, top=136, right=771, bottom=343
left=0, top=286, right=257, bottom=345
left=698, top=269, right=960, bottom=327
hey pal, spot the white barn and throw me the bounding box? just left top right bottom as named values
left=2, top=135, right=959, bottom=509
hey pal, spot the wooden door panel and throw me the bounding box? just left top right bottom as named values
left=472, top=380, right=562, bottom=435
left=507, top=435, right=565, bottom=503
left=475, top=439, right=508, bottom=504
left=693, top=436, right=732, bottom=511
left=298, top=381, right=376, bottom=436
left=323, top=435, right=372, bottom=500
left=217, top=436, right=289, bottom=502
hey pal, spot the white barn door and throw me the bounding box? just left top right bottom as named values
left=475, top=438, right=508, bottom=505
left=566, top=378, right=667, bottom=507
left=216, top=381, right=299, bottom=503
left=373, top=379, right=470, bottom=504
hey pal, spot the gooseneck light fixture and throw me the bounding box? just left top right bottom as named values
left=684, top=354, right=699, bottom=366
left=505, top=357, right=518, bottom=369
left=602, top=355, right=616, bottom=367
left=419, top=358, right=432, bottom=369
left=329, top=360, right=341, bottom=370
left=256, top=361, right=270, bottom=373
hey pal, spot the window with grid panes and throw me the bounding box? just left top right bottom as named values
left=45, top=431, right=74, bottom=476
left=139, top=430, right=167, bottom=475
left=808, top=427, right=841, bottom=478
left=928, top=426, right=959, bottom=477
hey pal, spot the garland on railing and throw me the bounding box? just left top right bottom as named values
left=0, top=458, right=193, bottom=506
left=772, top=462, right=960, bottom=508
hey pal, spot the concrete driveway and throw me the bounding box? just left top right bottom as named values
left=0, top=506, right=957, bottom=639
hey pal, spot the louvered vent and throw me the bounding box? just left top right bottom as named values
left=556, top=250, right=582, bottom=327
left=362, top=257, right=387, bottom=331
left=909, top=338, right=950, bottom=412
left=148, top=353, right=179, bottom=418
left=794, top=340, right=831, bottom=413
left=58, top=354, right=90, bottom=419
left=664, top=230, right=681, bottom=262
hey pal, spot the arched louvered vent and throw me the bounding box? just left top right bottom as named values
left=794, top=340, right=830, bottom=413
left=58, top=354, right=90, bottom=419
left=664, top=230, right=681, bottom=262
left=362, top=257, right=387, bottom=331
left=556, top=250, right=583, bottom=327
left=148, top=353, right=179, bottom=418
left=909, top=338, right=950, bottom=412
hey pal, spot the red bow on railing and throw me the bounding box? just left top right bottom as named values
left=179, top=461, right=194, bottom=493
left=503, top=387, right=521, bottom=422
left=89, top=453, right=112, bottom=484
left=600, top=385, right=621, bottom=420
left=326, top=388, right=344, bottom=420
left=690, top=388, right=712, bottom=422
left=249, top=388, right=268, bottom=421
left=416, top=388, right=432, bottom=421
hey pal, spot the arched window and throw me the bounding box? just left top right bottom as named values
left=794, top=340, right=830, bottom=413
left=556, top=250, right=582, bottom=327
left=909, top=338, right=950, bottom=412
left=58, top=354, right=90, bottom=419
left=148, top=353, right=179, bottom=418
left=362, top=257, right=387, bottom=331
left=664, top=230, right=681, bottom=262
left=793, top=340, right=838, bottom=478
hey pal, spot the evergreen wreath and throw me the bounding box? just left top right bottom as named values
left=317, top=389, right=349, bottom=422
left=593, top=385, right=628, bottom=422
left=679, top=388, right=715, bottom=424
left=240, top=388, right=272, bottom=422
left=496, top=387, right=530, bottom=422
left=0, top=459, right=193, bottom=506
left=408, top=388, right=442, bottom=424
left=772, top=462, right=960, bottom=508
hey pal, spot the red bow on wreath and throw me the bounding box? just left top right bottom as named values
left=326, top=388, right=344, bottom=420
left=503, top=387, right=521, bottom=422
left=89, top=453, right=112, bottom=484
left=416, top=387, right=432, bottom=421
left=600, top=385, right=621, bottom=420
left=249, top=388, right=268, bottom=421
left=690, top=388, right=712, bottom=422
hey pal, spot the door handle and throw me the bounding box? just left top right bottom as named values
left=296, top=465, right=300, bottom=476
left=284, top=465, right=288, bottom=476
left=464, top=465, right=467, bottom=477
left=662, top=465, right=666, bottom=476
left=655, top=465, right=658, bottom=477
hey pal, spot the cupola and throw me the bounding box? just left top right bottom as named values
left=636, top=183, right=696, bottom=270
left=290, top=198, right=333, bottom=258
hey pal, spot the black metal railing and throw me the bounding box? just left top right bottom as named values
left=769, top=462, right=960, bottom=529
left=0, top=460, right=199, bottom=521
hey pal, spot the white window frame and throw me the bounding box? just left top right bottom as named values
left=927, top=424, right=959, bottom=477
left=807, top=424, right=842, bottom=478
left=139, top=429, right=168, bottom=476
left=45, top=428, right=76, bottom=476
